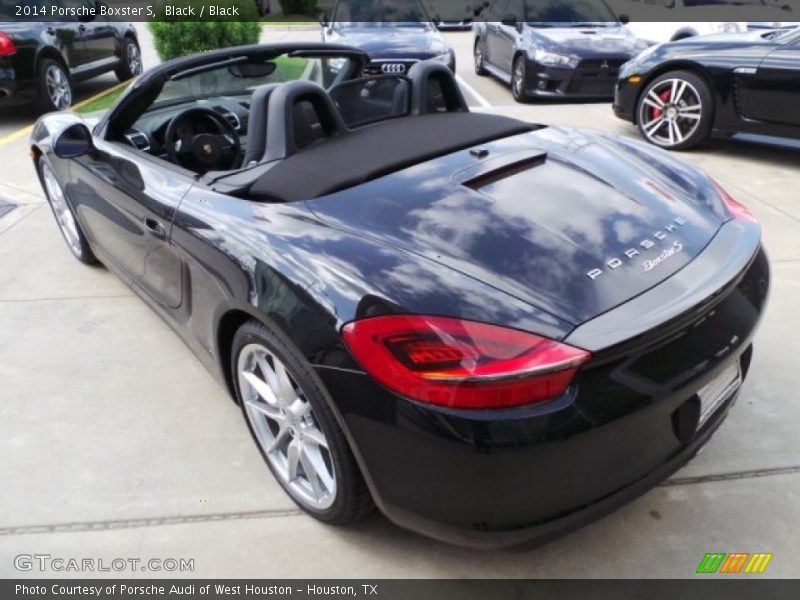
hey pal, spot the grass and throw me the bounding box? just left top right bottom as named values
left=75, top=85, right=128, bottom=114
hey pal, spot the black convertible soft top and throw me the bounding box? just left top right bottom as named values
left=249, top=112, right=535, bottom=203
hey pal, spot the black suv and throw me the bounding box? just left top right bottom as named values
left=0, top=2, right=140, bottom=112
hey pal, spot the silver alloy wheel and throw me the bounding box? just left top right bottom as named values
left=512, top=59, right=525, bottom=98
left=45, top=64, right=71, bottom=110
left=127, top=43, right=142, bottom=76
left=238, top=343, right=336, bottom=510
left=474, top=43, right=483, bottom=71
left=638, top=78, right=703, bottom=147
left=41, top=162, right=82, bottom=256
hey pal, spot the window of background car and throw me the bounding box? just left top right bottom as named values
left=149, top=55, right=357, bottom=110
left=523, top=0, right=620, bottom=23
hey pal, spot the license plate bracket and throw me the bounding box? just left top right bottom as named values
left=697, top=363, right=742, bottom=427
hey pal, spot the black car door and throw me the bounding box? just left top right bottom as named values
left=737, top=33, right=800, bottom=128
left=485, top=0, right=509, bottom=67
left=496, top=0, right=523, bottom=73
left=79, top=1, right=118, bottom=67
left=68, top=141, right=191, bottom=309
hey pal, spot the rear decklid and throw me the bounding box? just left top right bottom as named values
left=306, top=125, right=728, bottom=326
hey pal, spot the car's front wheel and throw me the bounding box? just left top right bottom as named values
left=511, top=55, right=530, bottom=102
left=233, top=320, right=373, bottom=524
left=35, top=59, right=72, bottom=113
left=474, top=40, right=487, bottom=75
left=636, top=70, right=713, bottom=150
left=38, top=160, right=98, bottom=265
left=115, top=38, right=143, bottom=82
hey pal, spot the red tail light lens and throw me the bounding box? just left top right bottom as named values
left=341, top=315, right=591, bottom=410
left=712, top=179, right=756, bottom=223
left=0, top=33, right=16, bottom=57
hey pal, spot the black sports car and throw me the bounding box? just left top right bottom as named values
left=31, top=43, right=769, bottom=549
left=614, top=27, right=800, bottom=150
left=0, top=5, right=140, bottom=112
left=473, top=0, right=646, bottom=101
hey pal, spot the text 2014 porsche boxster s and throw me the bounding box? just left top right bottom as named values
left=31, top=43, right=769, bottom=549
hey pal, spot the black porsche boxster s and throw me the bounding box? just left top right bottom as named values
left=31, top=43, right=769, bottom=549
left=614, top=27, right=800, bottom=150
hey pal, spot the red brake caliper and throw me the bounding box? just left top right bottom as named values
left=652, top=89, right=671, bottom=120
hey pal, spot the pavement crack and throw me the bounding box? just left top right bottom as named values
left=0, top=508, right=305, bottom=537
left=661, top=464, right=800, bottom=487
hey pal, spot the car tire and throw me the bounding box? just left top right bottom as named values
left=636, top=70, right=713, bottom=150
left=511, top=55, right=530, bottom=102
left=474, top=39, right=487, bottom=76
left=34, top=59, right=72, bottom=113
left=37, top=159, right=99, bottom=265
left=232, top=320, right=374, bottom=524
left=115, top=38, right=143, bottom=82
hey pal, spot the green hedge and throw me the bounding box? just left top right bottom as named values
left=149, top=0, right=261, bottom=62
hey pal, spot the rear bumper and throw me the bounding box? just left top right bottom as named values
left=0, top=75, right=37, bottom=105
left=369, top=387, right=740, bottom=550
left=316, top=222, right=769, bottom=549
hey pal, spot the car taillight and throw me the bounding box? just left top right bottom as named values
left=0, top=33, right=16, bottom=57
left=712, top=179, right=756, bottom=223
left=341, top=315, right=591, bottom=410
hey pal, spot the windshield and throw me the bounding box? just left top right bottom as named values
left=332, top=0, right=433, bottom=25
left=149, top=54, right=358, bottom=111
left=524, top=0, right=619, bottom=24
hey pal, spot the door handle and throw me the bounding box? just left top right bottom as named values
left=143, top=217, right=166, bottom=240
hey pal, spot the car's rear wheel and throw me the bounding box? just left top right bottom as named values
left=233, top=320, right=373, bottom=524
left=35, top=59, right=72, bottom=113
left=38, top=160, right=98, bottom=265
left=636, top=70, right=713, bottom=150
left=474, top=40, right=487, bottom=75
left=115, top=38, right=143, bottom=81
left=511, top=55, right=530, bottom=102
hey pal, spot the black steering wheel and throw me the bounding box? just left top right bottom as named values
left=165, top=107, right=242, bottom=173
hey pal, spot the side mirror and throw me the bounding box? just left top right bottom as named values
left=619, top=14, right=630, bottom=25
left=54, top=123, right=94, bottom=159
left=501, top=14, right=518, bottom=27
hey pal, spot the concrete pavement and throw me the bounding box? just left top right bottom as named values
left=1, top=29, right=799, bottom=579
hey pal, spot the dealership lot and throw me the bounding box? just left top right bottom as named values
left=1, top=28, right=799, bottom=578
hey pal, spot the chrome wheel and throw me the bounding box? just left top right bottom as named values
left=41, top=163, right=81, bottom=256
left=238, top=343, right=336, bottom=510
left=638, top=78, right=702, bottom=147
left=127, top=43, right=142, bottom=76
left=45, top=64, right=71, bottom=110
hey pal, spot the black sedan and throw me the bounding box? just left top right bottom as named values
left=0, top=5, right=140, bottom=112
left=614, top=27, right=800, bottom=150
left=473, top=0, right=646, bottom=101
left=31, top=43, right=769, bottom=549
left=321, top=0, right=456, bottom=74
